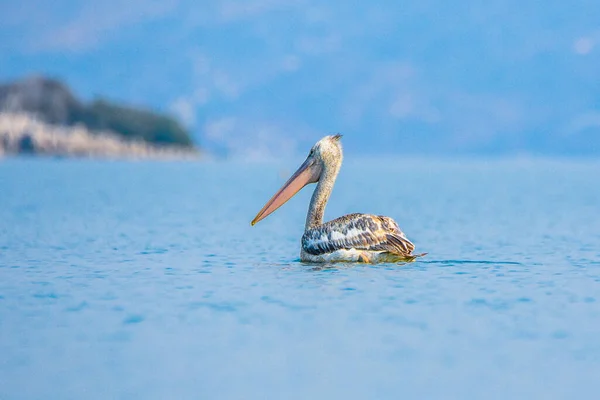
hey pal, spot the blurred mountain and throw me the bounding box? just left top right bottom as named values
left=1, top=0, right=599, bottom=158
left=0, top=76, right=81, bottom=125
left=0, top=76, right=194, bottom=147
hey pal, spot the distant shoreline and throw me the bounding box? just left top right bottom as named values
left=0, top=113, right=200, bottom=160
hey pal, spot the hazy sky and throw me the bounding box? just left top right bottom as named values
left=1, top=0, right=599, bottom=157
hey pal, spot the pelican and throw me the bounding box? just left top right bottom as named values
left=251, top=134, right=425, bottom=263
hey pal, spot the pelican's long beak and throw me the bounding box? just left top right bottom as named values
left=251, top=156, right=321, bottom=225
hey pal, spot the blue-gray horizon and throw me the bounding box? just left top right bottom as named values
left=1, top=0, right=599, bottom=158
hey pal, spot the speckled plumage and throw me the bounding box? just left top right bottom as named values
left=301, top=213, right=417, bottom=263
left=302, top=213, right=414, bottom=254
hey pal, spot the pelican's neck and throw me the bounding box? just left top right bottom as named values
left=305, top=157, right=341, bottom=230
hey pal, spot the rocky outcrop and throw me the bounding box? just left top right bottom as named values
left=0, top=113, right=199, bottom=159
left=0, top=75, right=195, bottom=149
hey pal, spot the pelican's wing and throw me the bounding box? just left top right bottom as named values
left=302, top=213, right=415, bottom=256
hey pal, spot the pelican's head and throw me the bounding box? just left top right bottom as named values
left=251, top=134, right=343, bottom=225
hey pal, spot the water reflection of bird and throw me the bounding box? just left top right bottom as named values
left=252, top=134, right=425, bottom=263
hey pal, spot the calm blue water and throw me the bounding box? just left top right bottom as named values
left=1, top=157, right=600, bottom=399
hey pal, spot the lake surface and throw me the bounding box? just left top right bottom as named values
left=1, top=157, right=600, bottom=399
